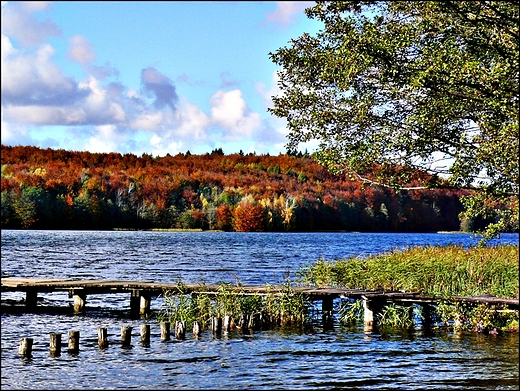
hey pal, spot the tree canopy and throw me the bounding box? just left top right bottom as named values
left=268, top=1, right=519, bottom=241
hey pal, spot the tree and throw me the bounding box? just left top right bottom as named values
left=233, top=199, right=266, bottom=232
left=269, top=1, right=518, bottom=241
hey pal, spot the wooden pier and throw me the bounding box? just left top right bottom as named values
left=2, top=277, right=518, bottom=328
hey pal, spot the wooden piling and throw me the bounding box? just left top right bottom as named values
left=248, top=313, right=261, bottom=330
left=175, top=321, right=186, bottom=340
left=160, top=321, right=170, bottom=341
left=73, top=293, right=86, bottom=313
left=211, top=317, right=222, bottom=335
left=121, top=326, right=132, bottom=347
left=49, top=332, right=62, bottom=356
left=192, top=321, right=200, bottom=338
left=25, top=291, right=38, bottom=310
left=223, top=315, right=231, bottom=332
left=98, top=327, right=109, bottom=348
left=68, top=330, right=80, bottom=353
left=322, top=297, right=334, bottom=328
left=420, top=303, right=433, bottom=330
left=363, top=297, right=384, bottom=331
left=18, top=337, right=33, bottom=357
left=140, top=324, right=150, bottom=345
left=140, top=294, right=151, bottom=315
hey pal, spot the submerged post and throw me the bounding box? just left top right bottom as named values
left=49, top=332, right=62, bottom=356
left=363, top=297, right=384, bottom=332
left=140, top=324, right=150, bottom=345
left=70, top=289, right=87, bottom=313
left=98, top=327, right=109, bottom=348
left=25, top=291, right=38, bottom=310
left=160, top=321, right=171, bottom=341
left=18, top=337, right=33, bottom=357
left=322, top=296, right=334, bottom=329
left=175, top=321, right=186, bottom=340
left=121, top=326, right=132, bottom=347
left=140, top=294, right=152, bottom=315
left=68, top=330, right=80, bottom=353
left=192, top=321, right=200, bottom=339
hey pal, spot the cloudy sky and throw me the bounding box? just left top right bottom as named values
left=1, top=1, right=321, bottom=156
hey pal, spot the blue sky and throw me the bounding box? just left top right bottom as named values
left=1, top=1, right=322, bottom=156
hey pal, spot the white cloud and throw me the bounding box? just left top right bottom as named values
left=209, top=89, right=262, bottom=141
left=0, top=1, right=61, bottom=46
left=264, top=1, right=314, bottom=26
left=255, top=70, right=281, bottom=110
left=67, top=35, right=96, bottom=64
left=0, top=1, right=292, bottom=156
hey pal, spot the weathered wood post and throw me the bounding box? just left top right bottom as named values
left=211, top=317, right=222, bottom=335
left=140, top=294, right=152, bottom=316
left=69, top=289, right=86, bottom=313
left=362, top=297, right=384, bottom=332
left=192, top=321, right=200, bottom=339
left=223, top=315, right=231, bottom=333
left=140, top=324, right=150, bottom=345
left=160, top=321, right=171, bottom=341
left=420, top=303, right=434, bottom=333
left=322, top=296, right=334, bottom=329
left=121, top=326, right=132, bottom=347
left=237, top=314, right=249, bottom=330
left=98, top=327, right=109, bottom=348
left=175, top=321, right=186, bottom=340
left=18, top=337, right=33, bottom=357
left=49, top=332, right=62, bottom=356
left=25, top=291, right=38, bottom=310
left=130, top=290, right=140, bottom=318
left=68, top=330, right=80, bottom=353
left=248, top=313, right=261, bottom=330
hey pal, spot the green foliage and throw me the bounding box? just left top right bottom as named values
left=436, top=300, right=519, bottom=332
left=157, top=278, right=313, bottom=332
left=269, top=1, right=519, bottom=241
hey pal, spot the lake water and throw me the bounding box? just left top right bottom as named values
left=1, top=230, right=519, bottom=390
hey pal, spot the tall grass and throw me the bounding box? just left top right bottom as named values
left=296, top=244, right=519, bottom=299
left=156, top=278, right=312, bottom=332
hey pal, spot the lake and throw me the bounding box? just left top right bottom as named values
left=1, top=230, right=519, bottom=390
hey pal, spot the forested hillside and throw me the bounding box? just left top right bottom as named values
left=1, top=145, right=470, bottom=232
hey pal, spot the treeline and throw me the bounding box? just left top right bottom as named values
left=1, top=145, right=472, bottom=232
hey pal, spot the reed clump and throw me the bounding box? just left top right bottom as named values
left=301, top=244, right=519, bottom=333
left=156, top=278, right=312, bottom=334
left=296, top=244, right=519, bottom=299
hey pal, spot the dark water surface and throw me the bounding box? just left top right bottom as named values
left=1, top=230, right=519, bottom=390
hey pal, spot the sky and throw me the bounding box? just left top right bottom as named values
left=1, top=1, right=323, bottom=157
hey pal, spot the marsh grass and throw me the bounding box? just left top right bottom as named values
left=156, top=277, right=313, bottom=333
left=296, top=244, right=519, bottom=298
left=300, top=244, right=519, bottom=332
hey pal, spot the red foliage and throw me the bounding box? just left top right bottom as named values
left=233, top=202, right=265, bottom=232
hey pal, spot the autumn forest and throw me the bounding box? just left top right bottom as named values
left=1, top=145, right=473, bottom=232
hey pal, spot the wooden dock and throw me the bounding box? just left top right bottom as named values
left=2, top=277, right=518, bottom=318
